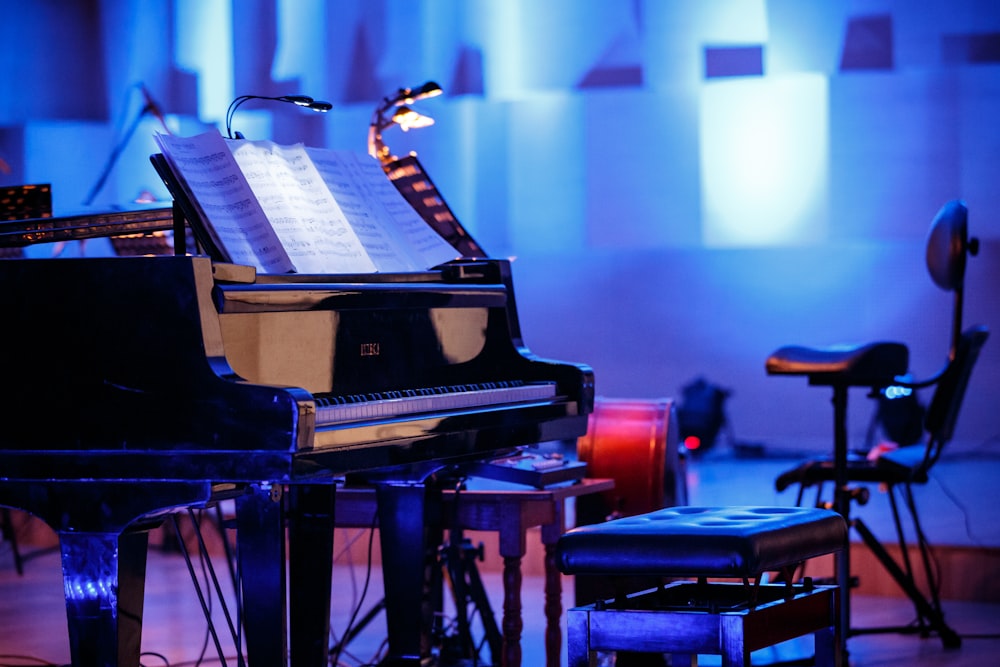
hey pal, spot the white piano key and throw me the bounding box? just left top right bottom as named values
left=315, top=382, right=557, bottom=425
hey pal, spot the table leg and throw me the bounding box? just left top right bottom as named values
left=501, top=554, right=524, bottom=667
left=540, top=506, right=568, bottom=667
left=543, top=543, right=562, bottom=667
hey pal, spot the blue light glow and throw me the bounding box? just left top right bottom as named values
left=884, top=385, right=914, bottom=400
left=274, top=0, right=326, bottom=92
left=175, top=0, right=233, bottom=124
left=700, top=0, right=768, bottom=43
left=64, top=574, right=116, bottom=603
left=700, top=73, right=829, bottom=246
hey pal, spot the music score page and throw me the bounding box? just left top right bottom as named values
left=155, top=129, right=458, bottom=273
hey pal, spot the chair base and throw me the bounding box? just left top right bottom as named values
left=851, top=517, right=962, bottom=648
left=567, top=581, right=840, bottom=667
left=776, top=463, right=963, bottom=648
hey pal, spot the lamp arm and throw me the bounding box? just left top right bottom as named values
left=226, top=93, right=332, bottom=139
left=892, top=362, right=949, bottom=390
left=226, top=95, right=257, bottom=138
left=368, top=101, right=396, bottom=162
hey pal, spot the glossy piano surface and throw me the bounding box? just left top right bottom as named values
left=0, top=210, right=595, bottom=665
left=0, top=255, right=594, bottom=483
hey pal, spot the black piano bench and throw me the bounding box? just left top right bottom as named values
left=556, top=506, right=847, bottom=667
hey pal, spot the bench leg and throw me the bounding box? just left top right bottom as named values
left=720, top=615, right=748, bottom=666
left=815, top=621, right=845, bottom=667
left=566, top=608, right=595, bottom=667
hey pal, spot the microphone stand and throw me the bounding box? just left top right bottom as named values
left=83, top=101, right=154, bottom=207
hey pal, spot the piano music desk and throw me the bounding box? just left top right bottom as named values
left=334, top=476, right=614, bottom=667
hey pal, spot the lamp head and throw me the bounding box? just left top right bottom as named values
left=277, top=95, right=333, bottom=112
left=281, top=95, right=315, bottom=107
left=391, top=81, right=443, bottom=107
left=369, top=81, right=444, bottom=163
left=392, top=106, right=435, bottom=132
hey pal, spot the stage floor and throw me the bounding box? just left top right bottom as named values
left=1, top=448, right=998, bottom=666
left=0, top=548, right=996, bottom=666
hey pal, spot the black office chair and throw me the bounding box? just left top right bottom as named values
left=765, top=199, right=988, bottom=650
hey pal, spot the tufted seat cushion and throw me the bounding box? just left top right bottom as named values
left=557, top=506, right=846, bottom=579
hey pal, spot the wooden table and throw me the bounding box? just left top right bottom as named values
left=334, top=476, right=615, bottom=667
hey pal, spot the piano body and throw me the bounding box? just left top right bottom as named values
left=0, top=210, right=594, bottom=666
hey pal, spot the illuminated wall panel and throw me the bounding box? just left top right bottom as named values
left=0, top=1, right=107, bottom=123
left=700, top=73, right=829, bottom=246
left=23, top=121, right=115, bottom=216
left=894, top=2, right=1000, bottom=69
left=274, top=0, right=329, bottom=96
left=828, top=70, right=961, bottom=240
left=479, top=0, right=638, bottom=98
left=507, top=94, right=586, bottom=252
left=958, top=68, right=1000, bottom=215
left=460, top=100, right=513, bottom=255
left=764, top=0, right=845, bottom=75
left=98, top=1, right=174, bottom=122
left=583, top=88, right=702, bottom=248
left=644, top=0, right=768, bottom=88
left=176, top=0, right=233, bottom=123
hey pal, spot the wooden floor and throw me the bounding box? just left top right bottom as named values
left=0, top=543, right=997, bottom=667
left=1, top=450, right=998, bottom=666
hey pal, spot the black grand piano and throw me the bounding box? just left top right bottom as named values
left=0, top=199, right=593, bottom=665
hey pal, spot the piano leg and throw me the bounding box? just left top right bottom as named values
left=0, top=481, right=216, bottom=667
left=235, top=483, right=288, bottom=666
left=375, top=481, right=443, bottom=666
left=288, top=483, right=336, bottom=667
left=60, top=530, right=148, bottom=667
left=235, top=483, right=336, bottom=667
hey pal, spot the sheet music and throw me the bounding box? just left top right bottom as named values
left=306, top=148, right=459, bottom=271
left=228, top=140, right=376, bottom=274
left=156, top=129, right=458, bottom=274
left=154, top=131, right=294, bottom=273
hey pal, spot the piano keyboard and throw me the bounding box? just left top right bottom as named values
left=315, top=380, right=557, bottom=425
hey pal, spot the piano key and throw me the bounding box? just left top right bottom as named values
left=314, top=381, right=557, bottom=425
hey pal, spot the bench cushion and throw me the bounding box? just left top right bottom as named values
left=557, top=506, right=846, bottom=579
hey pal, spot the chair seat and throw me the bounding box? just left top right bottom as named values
left=774, top=446, right=931, bottom=493
left=766, top=341, right=908, bottom=386
left=557, top=506, right=846, bottom=580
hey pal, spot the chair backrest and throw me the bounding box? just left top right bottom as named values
left=925, top=200, right=980, bottom=360
left=920, top=325, right=989, bottom=470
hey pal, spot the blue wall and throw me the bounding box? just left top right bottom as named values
left=2, top=0, right=998, bottom=453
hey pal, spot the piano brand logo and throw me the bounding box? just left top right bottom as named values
left=360, top=342, right=381, bottom=357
